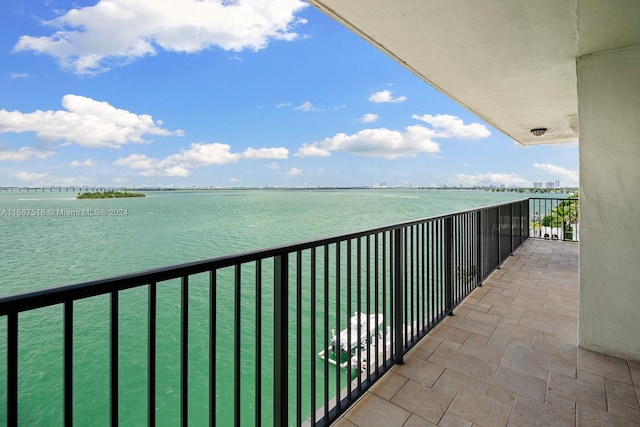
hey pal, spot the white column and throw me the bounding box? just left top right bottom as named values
left=577, top=45, right=640, bottom=360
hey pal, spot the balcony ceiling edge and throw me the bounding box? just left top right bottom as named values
left=307, top=0, right=640, bottom=146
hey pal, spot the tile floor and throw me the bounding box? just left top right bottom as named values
left=333, top=239, right=640, bottom=426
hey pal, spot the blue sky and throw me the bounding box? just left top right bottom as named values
left=0, top=0, right=578, bottom=188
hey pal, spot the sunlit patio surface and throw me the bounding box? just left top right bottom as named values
left=333, top=240, right=640, bottom=426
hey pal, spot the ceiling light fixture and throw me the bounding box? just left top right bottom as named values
left=531, top=128, right=547, bottom=137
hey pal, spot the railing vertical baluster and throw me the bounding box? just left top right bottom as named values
left=255, top=261, right=262, bottom=427
left=366, top=235, right=371, bottom=381
left=209, top=272, right=216, bottom=427
left=496, top=207, right=501, bottom=269
left=382, top=232, right=387, bottom=365
left=356, top=238, right=362, bottom=389
left=64, top=303, right=72, bottom=427
left=310, top=248, right=317, bottom=427
left=346, top=240, right=352, bottom=398
left=148, top=283, right=157, bottom=427
left=296, top=252, right=302, bottom=427
left=111, top=291, right=119, bottom=427
left=323, top=245, right=329, bottom=422
left=445, top=217, right=453, bottom=315
left=374, top=233, right=380, bottom=374
left=477, top=211, right=483, bottom=286
left=510, top=203, right=514, bottom=255
left=181, top=276, right=189, bottom=427
left=393, top=228, right=404, bottom=365
left=234, top=266, right=241, bottom=427
left=7, top=313, right=18, bottom=426
left=335, top=242, right=341, bottom=407
left=409, top=226, right=414, bottom=340
left=274, top=254, right=289, bottom=426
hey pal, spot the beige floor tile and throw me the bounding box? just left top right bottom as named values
left=487, top=385, right=517, bottom=407
left=486, top=305, right=524, bottom=321
left=458, top=338, right=507, bottom=365
left=428, top=347, right=499, bottom=383
left=344, top=393, right=411, bottom=427
left=531, top=331, right=577, bottom=361
left=391, top=380, right=452, bottom=424
left=508, top=395, right=575, bottom=427
left=489, top=323, right=537, bottom=348
left=492, top=365, right=547, bottom=402
left=547, top=371, right=607, bottom=411
left=438, top=411, right=472, bottom=427
left=608, top=400, right=640, bottom=423
left=393, top=357, right=445, bottom=387
left=331, top=418, right=357, bottom=427
left=501, top=344, right=575, bottom=380
left=429, top=325, right=470, bottom=345
left=404, top=414, right=438, bottom=427
left=369, top=371, right=407, bottom=401
left=576, top=402, right=639, bottom=427
left=577, top=348, right=633, bottom=384
left=604, top=377, right=639, bottom=409
left=432, top=368, right=491, bottom=398
left=442, top=315, right=496, bottom=337
left=447, top=389, right=511, bottom=427
left=464, top=309, right=502, bottom=326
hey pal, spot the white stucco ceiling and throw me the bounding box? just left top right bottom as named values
left=307, top=0, right=640, bottom=145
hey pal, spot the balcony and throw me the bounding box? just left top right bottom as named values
left=334, top=240, right=640, bottom=426
left=1, top=197, right=638, bottom=426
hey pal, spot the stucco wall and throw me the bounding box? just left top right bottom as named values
left=577, top=45, right=640, bottom=360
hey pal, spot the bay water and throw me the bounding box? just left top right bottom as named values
left=0, top=189, right=529, bottom=426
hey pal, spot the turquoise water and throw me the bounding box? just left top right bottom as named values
left=0, top=189, right=529, bottom=426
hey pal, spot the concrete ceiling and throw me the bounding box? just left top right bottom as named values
left=307, top=0, right=640, bottom=145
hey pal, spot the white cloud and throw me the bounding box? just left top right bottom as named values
left=13, top=0, right=308, bottom=75
left=276, top=102, right=293, bottom=108
left=297, top=143, right=331, bottom=157
left=359, top=113, right=379, bottom=123
left=166, top=142, right=240, bottom=166
left=296, top=125, right=440, bottom=159
left=287, top=167, right=303, bottom=176
left=448, top=173, right=529, bottom=187
left=295, top=101, right=318, bottom=112
left=0, top=146, right=55, bottom=162
left=412, top=114, right=491, bottom=139
left=10, top=72, right=30, bottom=78
left=369, top=90, right=407, bottom=104
left=11, top=171, right=49, bottom=182
left=533, top=163, right=579, bottom=185
left=242, top=147, right=288, bottom=159
left=70, top=158, right=93, bottom=167
left=266, top=162, right=280, bottom=170
left=115, top=142, right=243, bottom=177
left=0, top=94, right=182, bottom=148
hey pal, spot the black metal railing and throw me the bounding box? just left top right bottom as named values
left=0, top=199, right=530, bottom=426
left=529, top=197, right=579, bottom=242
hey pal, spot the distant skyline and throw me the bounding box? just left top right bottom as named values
left=0, top=1, right=578, bottom=188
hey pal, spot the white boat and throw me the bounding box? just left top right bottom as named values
left=318, top=312, right=384, bottom=371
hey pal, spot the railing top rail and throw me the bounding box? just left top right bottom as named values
left=0, top=197, right=529, bottom=316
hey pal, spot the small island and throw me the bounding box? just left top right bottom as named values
left=77, top=191, right=145, bottom=199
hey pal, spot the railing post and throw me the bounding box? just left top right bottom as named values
left=510, top=203, right=514, bottom=255
left=393, top=229, right=404, bottom=365
left=445, top=217, right=453, bottom=315
left=496, top=207, right=501, bottom=269
left=476, top=210, right=483, bottom=286
left=274, top=254, right=289, bottom=425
